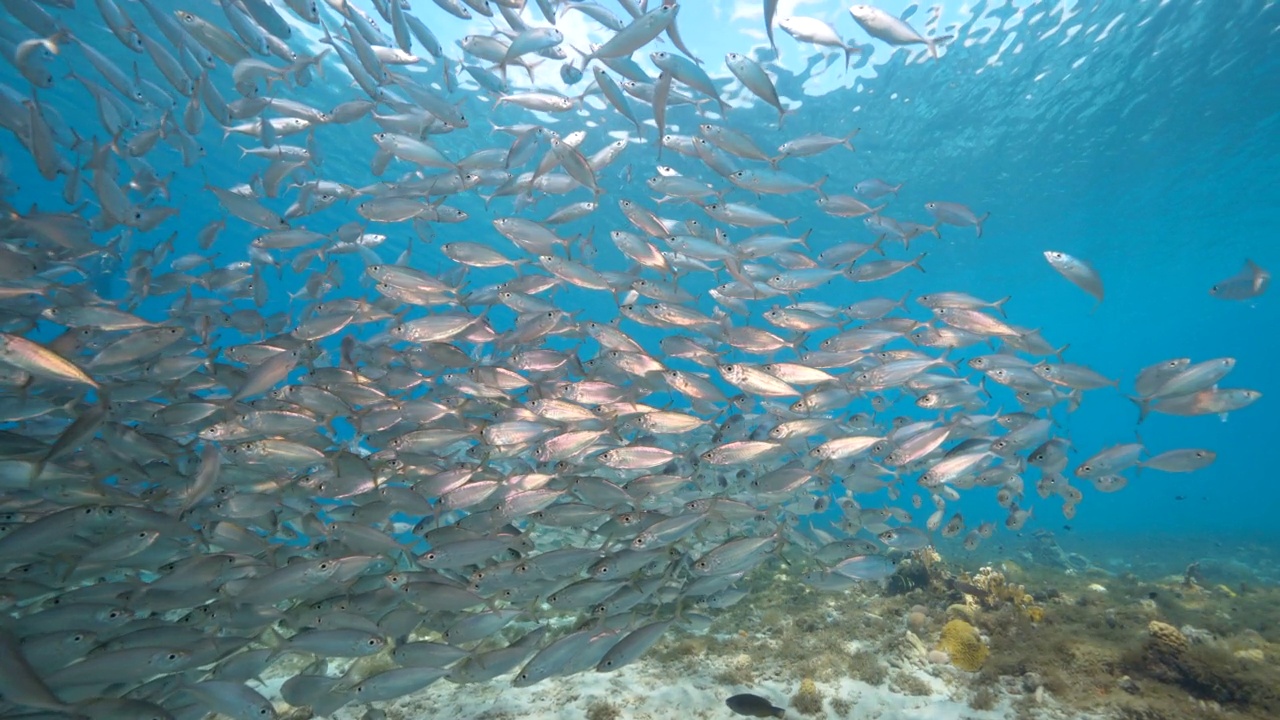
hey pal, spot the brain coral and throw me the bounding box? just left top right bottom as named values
left=938, top=619, right=989, bottom=672
left=1146, top=621, right=1189, bottom=658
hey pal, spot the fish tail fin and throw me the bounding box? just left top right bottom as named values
left=843, top=127, right=860, bottom=150
left=317, top=15, right=334, bottom=45
left=843, top=45, right=856, bottom=71
left=993, top=295, right=1012, bottom=318
left=938, top=346, right=957, bottom=373
left=813, top=174, right=829, bottom=201
left=926, top=34, right=953, bottom=59
left=28, top=457, right=46, bottom=484
left=797, top=228, right=813, bottom=250
left=976, top=211, right=991, bottom=237
left=929, top=222, right=941, bottom=238
left=911, top=252, right=927, bottom=273
left=1129, top=396, right=1151, bottom=424
left=895, top=290, right=910, bottom=310
left=262, top=628, right=293, bottom=664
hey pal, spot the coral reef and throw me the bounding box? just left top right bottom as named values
left=937, top=619, right=990, bottom=671
left=953, top=566, right=1034, bottom=614
left=886, top=547, right=956, bottom=596
left=946, top=603, right=976, bottom=622
left=1120, top=619, right=1280, bottom=714
left=1146, top=621, right=1190, bottom=663
left=712, top=653, right=757, bottom=686
left=648, top=532, right=1280, bottom=720
left=790, top=678, right=823, bottom=715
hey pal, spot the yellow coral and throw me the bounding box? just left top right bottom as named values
left=791, top=677, right=824, bottom=715
left=1146, top=621, right=1189, bottom=658
left=938, top=619, right=989, bottom=672
left=1025, top=606, right=1045, bottom=623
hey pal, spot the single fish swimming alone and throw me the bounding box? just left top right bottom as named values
left=726, top=692, right=786, bottom=717
left=1209, top=258, right=1269, bottom=300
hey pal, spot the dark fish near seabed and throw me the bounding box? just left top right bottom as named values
left=727, top=692, right=786, bottom=717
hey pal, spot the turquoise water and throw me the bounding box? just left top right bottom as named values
left=0, top=0, right=1278, bottom=716
left=1, top=0, right=1274, bottom=575
left=1, top=1, right=1274, bottom=550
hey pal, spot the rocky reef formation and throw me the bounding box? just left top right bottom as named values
left=647, top=539, right=1280, bottom=720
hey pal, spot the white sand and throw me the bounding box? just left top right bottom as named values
left=314, top=648, right=1093, bottom=720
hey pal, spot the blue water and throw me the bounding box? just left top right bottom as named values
left=1, top=0, right=1276, bottom=551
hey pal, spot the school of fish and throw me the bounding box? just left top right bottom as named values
left=0, top=0, right=1265, bottom=718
